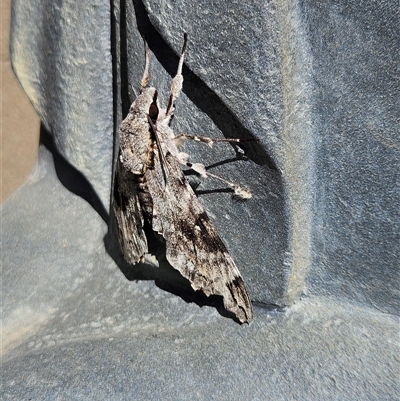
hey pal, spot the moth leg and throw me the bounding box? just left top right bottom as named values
left=173, top=133, right=255, bottom=148
left=140, top=40, right=151, bottom=90
left=171, top=133, right=253, bottom=199
left=166, top=33, right=187, bottom=116
left=186, top=162, right=253, bottom=200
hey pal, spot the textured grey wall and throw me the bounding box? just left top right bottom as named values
left=301, top=1, right=399, bottom=314
left=10, top=0, right=399, bottom=312
left=10, top=0, right=114, bottom=207
left=3, top=0, right=399, bottom=399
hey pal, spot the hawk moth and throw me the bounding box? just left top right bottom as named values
left=113, top=34, right=253, bottom=323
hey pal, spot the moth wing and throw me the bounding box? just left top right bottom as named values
left=118, top=89, right=156, bottom=175
left=113, top=158, right=149, bottom=264
left=144, top=147, right=253, bottom=323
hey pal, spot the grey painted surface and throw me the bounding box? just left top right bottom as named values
left=3, top=0, right=399, bottom=399
left=2, top=146, right=398, bottom=399
left=301, top=0, right=400, bottom=314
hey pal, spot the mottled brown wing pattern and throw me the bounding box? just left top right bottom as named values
left=142, top=132, right=253, bottom=323
left=113, top=158, right=148, bottom=264
left=112, top=88, right=158, bottom=264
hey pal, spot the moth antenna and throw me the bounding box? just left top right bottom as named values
left=166, top=33, right=187, bottom=117
left=141, top=40, right=151, bottom=90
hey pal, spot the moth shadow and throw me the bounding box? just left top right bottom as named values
left=39, top=125, right=109, bottom=224
left=157, top=280, right=245, bottom=324
left=104, top=227, right=244, bottom=324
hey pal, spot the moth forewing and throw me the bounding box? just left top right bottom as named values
left=119, top=88, right=158, bottom=175
left=113, top=35, right=253, bottom=323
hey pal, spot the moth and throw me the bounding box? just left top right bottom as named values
left=113, top=34, right=253, bottom=323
